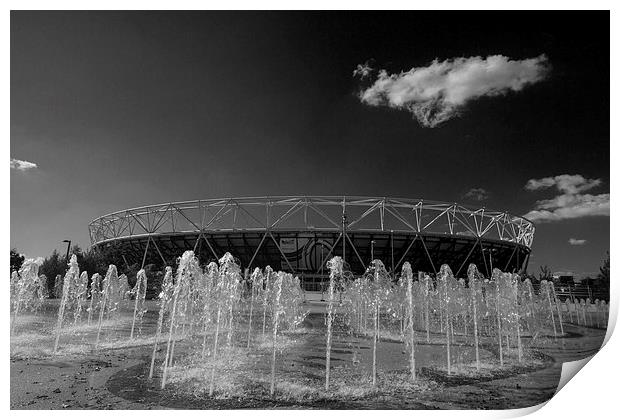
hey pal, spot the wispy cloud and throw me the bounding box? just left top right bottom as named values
left=525, top=174, right=601, bottom=194
left=353, top=61, right=373, bottom=79
left=463, top=187, right=489, bottom=201
left=523, top=174, right=609, bottom=222
left=568, top=238, right=587, bottom=246
left=10, top=158, right=38, bottom=171
left=355, top=54, right=549, bottom=127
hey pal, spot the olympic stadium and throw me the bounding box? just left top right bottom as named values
left=88, top=196, right=535, bottom=289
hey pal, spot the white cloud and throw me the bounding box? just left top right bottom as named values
left=524, top=174, right=601, bottom=194
left=353, top=61, right=373, bottom=79
left=10, top=158, right=38, bottom=171
left=464, top=187, right=489, bottom=201
left=568, top=238, right=587, bottom=246
left=356, top=54, right=549, bottom=127
left=523, top=174, right=609, bottom=222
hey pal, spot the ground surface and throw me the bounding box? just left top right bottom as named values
left=10, top=294, right=606, bottom=410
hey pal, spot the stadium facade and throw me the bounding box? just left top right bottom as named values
left=88, top=196, right=535, bottom=288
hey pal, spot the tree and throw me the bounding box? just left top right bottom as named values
left=66, top=244, right=120, bottom=285
left=580, top=276, right=596, bottom=286
left=518, top=267, right=534, bottom=280
left=78, top=247, right=107, bottom=278
left=40, top=250, right=65, bottom=297
left=69, top=244, right=83, bottom=260
left=597, top=251, right=610, bottom=298
left=599, top=251, right=610, bottom=283
left=10, top=248, right=25, bottom=273
left=538, top=265, right=554, bottom=282
left=38, top=243, right=147, bottom=298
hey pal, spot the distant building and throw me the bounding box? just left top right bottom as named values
left=553, top=271, right=574, bottom=284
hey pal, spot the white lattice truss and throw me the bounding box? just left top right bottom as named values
left=89, top=196, right=534, bottom=272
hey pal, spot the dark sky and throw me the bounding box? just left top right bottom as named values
left=10, top=11, right=609, bottom=276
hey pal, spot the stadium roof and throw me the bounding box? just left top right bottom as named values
left=89, top=196, right=534, bottom=278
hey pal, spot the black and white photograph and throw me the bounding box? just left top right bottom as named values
left=8, top=6, right=614, bottom=412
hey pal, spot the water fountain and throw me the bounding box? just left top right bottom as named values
left=119, top=274, right=130, bottom=300
left=324, top=256, right=341, bottom=391
left=247, top=268, right=262, bottom=348
left=208, top=252, right=242, bottom=394
left=200, top=262, right=218, bottom=358
left=269, top=271, right=283, bottom=396
left=22, top=245, right=605, bottom=403
left=467, top=264, right=482, bottom=370
left=149, top=267, right=174, bottom=379
left=368, top=260, right=393, bottom=385
left=53, top=274, right=62, bottom=299
left=73, top=271, right=89, bottom=325
left=53, top=255, right=81, bottom=353
left=261, top=266, right=273, bottom=337
left=95, top=264, right=119, bottom=348
left=402, top=262, right=416, bottom=380
left=162, top=251, right=199, bottom=389
left=10, top=257, right=46, bottom=334
left=130, top=269, right=148, bottom=339
left=87, top=273, right=102, bottom=325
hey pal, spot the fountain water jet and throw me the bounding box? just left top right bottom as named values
left=270, top=272, right=284, bottom=396
left=10, top=258, right=45, bottom=334
left=149, top=267, right=174, bottom=379
left=162, top=251, right=199, bottom=389
left=87, top=273, right=102, bottom=326
left=54, top=255, right=81, bottom=353
left=262, top=266, right=273, bottom=338
left=438, top=264, right=454, bottom=374
left=467, top=264, right=482, bottom=371
left=130, top=269, right=148, bottom=339
left=247, top=268, right=261, bottom=348
left=73, top=271, right=89, bottom=325
left=324, top=256, right=342, bottom=391
left=95, top=265, right=119, bottom=349
left=402, top=262, right=416, bottom=380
